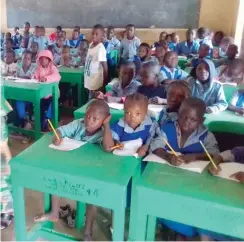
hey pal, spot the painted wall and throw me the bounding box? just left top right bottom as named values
left=0, top=0, right=240, bottom=44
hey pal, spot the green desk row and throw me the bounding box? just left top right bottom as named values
left=3, top=79, right=59, bottom=140
left=58, top=66, right=87, bottom=107
left=11, top=134, right=244, bottom=241
left=74, top=102, right=244, bottom=135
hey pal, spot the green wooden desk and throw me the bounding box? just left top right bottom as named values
left=129, top=162, right=244, bottom=241
left=205, top=110, right=244, bottom=135
left=10, top=134, right=140, bottom=241
left=3, top=79, right=59, bottom=140
left=58, top=67, right=87, bottom=107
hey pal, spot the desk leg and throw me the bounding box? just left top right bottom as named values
left=75, top=201, right=85, bottom=230
left=44, top=193, right=52, bottom=213
left=34, top=97, right=41, bottom=140
left=113, top=205, right=125, bottom=241
left=52, top=85, right=58, bottom=128
left=12, top=185, right=27, bottom=241
left=77, top=82, right=81, bottom=107
left=134, top=209, right=148, bottom=241
left=146, top=215, right=157, bottom=241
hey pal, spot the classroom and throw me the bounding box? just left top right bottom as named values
left=1, top=0, right=244, bottom=240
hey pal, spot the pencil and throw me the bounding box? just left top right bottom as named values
left=110, top=144, right=123, bottom=150
left=199, top=141, right=218, bottom=169
left=163, top=138, right=178, bottom=157
left=47, top=119, right=60, bottom=141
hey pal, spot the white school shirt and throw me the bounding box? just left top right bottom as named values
left=84, top=43, right=107, bottom=91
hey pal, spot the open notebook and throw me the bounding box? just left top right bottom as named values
left=4, top=76, right=39, bottom=83
left=143, top=153, right=210, bottom=173
left=49, top=137, right=87, bottom=151
left=108, top=103, right=124, bottom=110
left=214, top=162, right=244, bottom=182
left=113, top=138, right=142, bottom=158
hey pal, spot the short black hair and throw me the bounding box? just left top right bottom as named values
left=62, top=45, right=70, bottom=50
left=126, top=24, right=135, bottom=29
left=107, top=26, right=115, bottom=31
left=74, top=26, right=80, bottom=31
left=120, top=61, right=136, bottom=74
left=34, top=25, right=40, bottom=29
left=73, top=29, right=79, bottom=33
left=93, top=24, right=105, bottom=32
left=168, top=81, right=192, bottom=97
left=200, top=43, right=210, bottom=51
left=125, top=93, right=148, bottom=109
left=214, top=31, right=224, bottom=38
left=22, top=49, right=32, bottom=57
left=24, top=22, right=30, bottom=26
left=180, top=97, right=206, bottom=117
left=40, top=26, right=45, bottom=30
left=56, top=26, right=62, bottom=31
left=171, top=32, right=178, bottom=37
left=164, top=51, right=178, bottom=59
left=5, top=38, right=13, bottom=45
left=140, top=42, right=150, bottom=49
left=197, top=27, right=209, bottom=38
left=14, top=26, right=19, bottom=30
left=86, top=100, right=110, bottom=117
left=6, top=49, right=15, bottom=57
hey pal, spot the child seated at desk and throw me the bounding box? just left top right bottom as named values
left=15, top=51, right=37, bottom=128
left=104, top=26, right=121, bottom=54
left=160, top=51, right=189, bottom=82
left=153, top=31, right=168, bottom=48
left=168, top=32, right=179, bottom=51
left=35, top=100, right=110, bottom=241
left=158, top=81, right=191, bottom=126
left=136, top=42, right=158, bottom=64
left=95, top=61, right=140, bottom=102
left=137, top=61, right=166, bottom=104
left=155, top=45, right=166, bottom=66
left=30, top=41, right=39, bottom=63
left=197, top=27, right=213, bottom=49
left=33, top=50, right=61, bottom=130
left=103, top=93, right=158, bottom=157
left=151, top=97, right=219, bottom=240
left=12, top=26, right=23, bottom=49
left=219, top=36, right=234, bottom=58
left=59, top=45, right=74, bottom=67
left=190, top=44, right=210, bottom=68
left=75, top=39, right=89, bottom=66
left=228, top=88, right=244, bottom=115
left=212, top=31, right=224, bottom=48
left=69, top=29, right=81, bottom=48
left=188, top=59, right=228, bottom=113
left=28, top=26, right=46, bottom=51
left=120, top=24, right=141, bottom=62
left=53, top=36, right=65, bottom=65
left=2, top=50, right=17, bottom=76
left=1, top=38, right=14, bottom=60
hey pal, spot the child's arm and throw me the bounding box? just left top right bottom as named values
left=101, top=61, right=108, bottom=87
left=44, top=66, right=61, bottom=83
left=206, top=84, right=228, bottom=113
left=228, top=91, right=244, bottom=115
left=102, top=115, right=115, bottom=151
left=52, top=129, right=63, bottom=145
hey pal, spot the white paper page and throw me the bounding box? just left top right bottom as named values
left=148, top=104, right=166, bottom=119
left=108, top=103, right=124, bottom=110
left=49, top=137, right=87, bottom=151
left=113, top=138, right=142, bottom=157
left=143, top=153, right=209, bottom=173
left=14, top=78, right=39, bottom=83
left=178, top=56, right=187, bottom=60
left=215, top=162, right=244, bottom=182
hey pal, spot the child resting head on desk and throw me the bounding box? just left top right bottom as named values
left=158, top=80, right=191, bottom=126
left=36, top=100, right=110, bottom=241
left=103, top=93, right=159, bottom=157
left=151, top=97, right=220, bottom=166
left=188, top=58, right=228, bottom=113
left=95, top=61, right=140, bottom=102
left=137, top=61, right=166, bottom=104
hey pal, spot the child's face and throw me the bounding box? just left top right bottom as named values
left=214, top=33, right=223, bottom=45
left=159, top=32, right=167, bottom=41
left=73, top=31, right=79, bottom=40
left=139, top=46, right=149, bottom=59
left=186, top=31, right=194, bottom=42
left=167, top=85, right=189, bottom=111
left=6, top=52, right=15, bottom=64
left=226, top=45, right=238, bottom=59
left=166, top=35, right=172, bottom=42
left=178, top=105, right=203, bottom=134
left=84, top=107, right=104, bottom=133
left=40, top=28, right=45, bottom=36
left=40, top=56, right=50, bottom=68
left=140, top=67, right=157, bottom=86
left=21, top=39, right=25, bottom=48
left=5, top=40, right=12, bottom=49
left=91, top=28, right=103, bottom=44
left=24, top=24, right=30, bottom=32
left=22, top=53, right=32, bottom=67
left=107, top=29, right=114, bottom=40
left=155, top=46, right=166, bottom=59
left=164, top=53, right=178, bottom=68
left=196, top=63, right=210, bottom=82
left=35, top=28, right=41, bottom=37
left=124, top=101, right=147, bottom=130
left=126, top=27, right=135, bottom=39
left=198, top=45, right=209, bottom=58
left=30, top=43, right=38, bottom=53
left=79, top=41, right=88, bottom=52
left=14, top=28, right=19, bottom=34
left=57, top=38, right=64, bottom=48
left=172, top=34, right=179, bottom=43
left=5, top=33, right=11, bottom=39
left=120, top=65, right=134, bottom=86
left=62, top=48, right=70, bottom=58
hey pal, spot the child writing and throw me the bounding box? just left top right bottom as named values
left=150, top=97, right=219, bottom=239
left=158, top=81, right=191, bottom=126
left=120, top=24, right=141, bottom=62
left=188, top=59, right=228, bottom=113
left=15, top=51, right=37, bottom=128
left=177, top=29, right=200, bottom=57
left=137, top=62, right=166, bottom=104
left=84, top=24, right=108, bottom=98
left=190, top=44, right=210, bottom=68
left=69, top=29, right=81, bottom=48
left=33, top=50, right=61, bottom=130
left=95, top=61, right=140, bottom=102
left=168, top=32, right=180, bottom=51
left=2, top=50, right=17, bottom=76
left=30, top=41, right=39, bottom=63
left=35, top=100, right=110, bottom=241
left=160, top=51, right=189, bottom=82
left=103, top=93, right=158, bottom=157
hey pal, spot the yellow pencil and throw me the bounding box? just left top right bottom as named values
left=200, top=141, right=218, bottom=169
left=163, top=138, right=178, bottom=157
left=110, top=144, right=123, bottom=150
left=47, top=119, right=60, bottom=141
